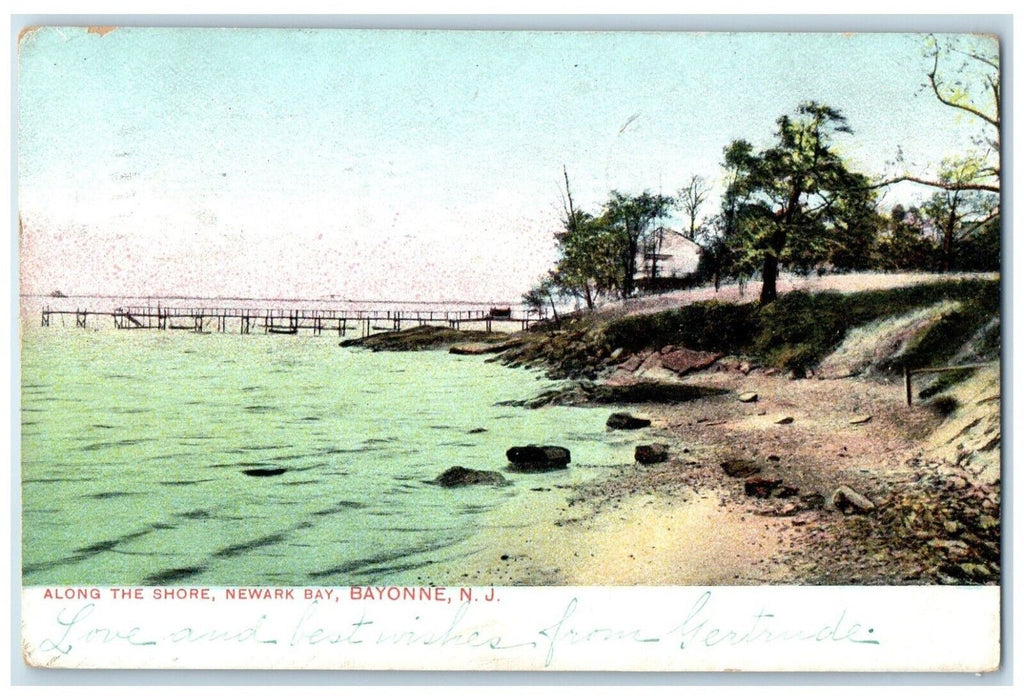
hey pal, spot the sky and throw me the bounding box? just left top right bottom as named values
left=16, top=27, right=998, bottom=302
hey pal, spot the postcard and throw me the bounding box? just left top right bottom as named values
left=16, top=24, right=1002, bottom=672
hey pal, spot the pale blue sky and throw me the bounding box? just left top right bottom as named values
left=17, top=28, right=995, bottom=300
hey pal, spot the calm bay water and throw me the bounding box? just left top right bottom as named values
left=20, top=321, right=640, bottom=586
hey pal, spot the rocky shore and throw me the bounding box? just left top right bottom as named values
left=352, top=280, right=1001, bottom=587
left=415, top=363, right=999, bottom=586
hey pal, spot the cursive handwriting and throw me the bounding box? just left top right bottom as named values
left=668, top=591, right=880, bottom=649
left=32, top=591, right=880, bottom=667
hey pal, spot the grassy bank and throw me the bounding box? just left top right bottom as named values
left=502, top=277, right=1000, bottom=378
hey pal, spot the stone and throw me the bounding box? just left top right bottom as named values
left=617, top=353, right=650, bottom=373
left=738, top=392, right=758, bottom=403
left=658, top=347, right=723, bottom=376
left=799, top=493, right=826, bottom=510
left=775, top=416, right=795, bottom=425
left=739, top=361, right=752, bottom=374
left=849, top=415, right=873, bottom=425
left=450, top=343, right=500, bottom=355
left=774, top=484, right=800, bottom=498
left=609, top=347, right=624, bottom=360
left=506, top=445, right=571, bottom=472
left=434, top=466, right=509, bottom=487
left=831, top=485, right=875, bottom=514
left=242, top=467, right=286, bottom=477
left=745, top=477, right=783, bottom=498
left=606, top=412, right=651, bottom=430
left=635, top=443, right=669, bottom=464
left=720, top=459, right=761, bottom=478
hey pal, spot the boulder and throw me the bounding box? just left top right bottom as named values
left=775, top=416, right=795, bottom=425
left=744, top=477, right=783, bottom=498
left=635, top=443, right=669, bottom=464
left=506, top=445, right=571, bottom=472
left=849, top=415, right=873, bottom=425
left=738, top=392, right=758, bottom=403
left=831, top=485, right=875, bottom=514
left=434, top=466, right=509, bottom=487
left=720, top=459, right=761, bottom=478
left=617, top=352, right=650, bottom=373
left=606, top=412, right=651, bottom=430
left=659, top=347, right=723, bottom=376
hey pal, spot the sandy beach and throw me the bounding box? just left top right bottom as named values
left=417, top=362, right=1000, bottom=587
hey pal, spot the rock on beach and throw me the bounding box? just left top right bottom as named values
left=506, top=445, right=571, bottom=472
left=434, top=466, right=509, bottom=487
left=635, top=443, right=669, bottom=464
left=607, top=412, right=651, bottom=430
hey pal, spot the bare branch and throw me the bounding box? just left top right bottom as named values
left=927, top=49, right=1000, bottom=130
left=872, top=174, right=1000, bottom=194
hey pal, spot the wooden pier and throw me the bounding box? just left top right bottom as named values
left=40, top=304, right=543, bottom=337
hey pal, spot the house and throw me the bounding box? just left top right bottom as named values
left=635, top=227, right=702, bottom=281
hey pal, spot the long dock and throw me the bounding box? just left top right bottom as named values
left=40, top=304, right=543, bottom=337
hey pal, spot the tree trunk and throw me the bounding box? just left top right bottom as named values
left=759, top=252, right=779, bottom=305
left=942, top=210, right=956, bottom=272
left=623, top=234, right=638, bottom=298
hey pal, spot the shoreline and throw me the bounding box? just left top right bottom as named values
left=418, top=362, right=1000, bottom=587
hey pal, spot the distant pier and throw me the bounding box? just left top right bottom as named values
left=40, top=304, right=544, bottom=337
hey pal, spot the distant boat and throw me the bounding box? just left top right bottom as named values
left=49, top=290, right=67, bottom=298
left=489, top=307, right=512, bottom=318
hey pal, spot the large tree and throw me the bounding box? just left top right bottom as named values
left=723, top=102, right=875, bottom=304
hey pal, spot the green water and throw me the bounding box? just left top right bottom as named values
left=20, top=325, right=643, bottom=586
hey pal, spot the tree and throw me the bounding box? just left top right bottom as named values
left=873, top=204, right=937, bottom=271
left=522, top=273, right=561, bottom=322
left=694, top=214, right=735, bottom=292
left=602, top=190, right=674, bottom=298
left=678, top=175, right=711, bottom=241
left=723, top=102, right=875, bottom=304
left=921, top=179, right=999, bottom=272
left=552, top=167, right=622, bottom=308
left=881, top=35, right=1000, bottom=196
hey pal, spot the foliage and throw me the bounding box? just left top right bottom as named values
left=602, top=190, right=675, bottom=298
left=602, top=300, right=757, bottom=354
left=601, top=277, right=999, bottom=373
left=871, top=205, right=938, bottom=271
left=722, top=102, right=877, bottom=304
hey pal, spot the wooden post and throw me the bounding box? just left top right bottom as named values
left=905, top=366, right=913, bottom=406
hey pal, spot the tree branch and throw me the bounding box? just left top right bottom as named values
left=927, top=52, right=1001, bottom=131
left=872, top=174, right=1000, bottom=194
